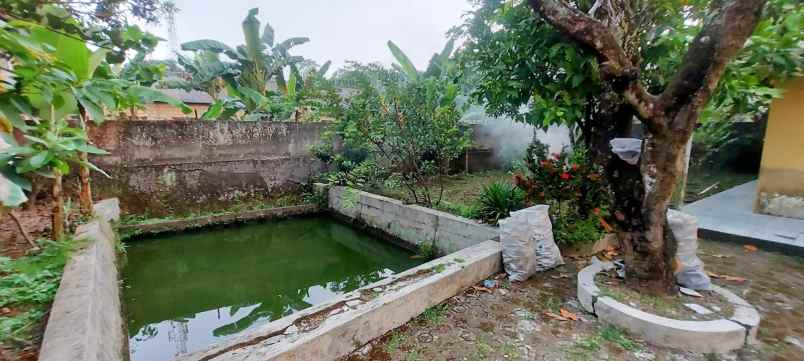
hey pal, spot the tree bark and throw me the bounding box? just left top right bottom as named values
left=78, top=108, right=93, bottom=216
left=51, top=170, right=65, bottom=240
left=528, top=0, right=767, bottom=293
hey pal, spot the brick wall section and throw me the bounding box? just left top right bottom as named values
left=89, top=121, right=328, bottom=215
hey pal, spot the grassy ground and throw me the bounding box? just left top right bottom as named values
left=0, top=238, right=76, bottom=361
left=684, top=166, right=757, bottom=203
left=371, top=170, right=512, bottom=220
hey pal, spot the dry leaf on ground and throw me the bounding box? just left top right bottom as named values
left=708, top=272, right=747, bottom=282
left=559, top=308, right=579, bottom=321
left=744, top=245, right=759, bottom=252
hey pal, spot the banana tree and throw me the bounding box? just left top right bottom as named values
left=181, top=8, right=309, bottom=95
left=176, top=51, right=236, bottom=100
left=388, top=39, right=456, bottom=82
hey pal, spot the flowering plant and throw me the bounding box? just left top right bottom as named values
left=514, top=140, right=612, bottom=244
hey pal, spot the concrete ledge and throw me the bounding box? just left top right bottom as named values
left=118, top=204, right=318, bottom=237
left=328, top=185, right=498, bottom=254
left=177, top=241, right=503, bottom=361
left=577, top=264, right=760, bottom=353
left=39, top=199, right=125, bottom=361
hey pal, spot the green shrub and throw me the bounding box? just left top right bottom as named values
left=513, top=139, right=611, bottom=244
left=552, top=214, right=605, bottom=246
left=477, top=181, right=525, bottom=223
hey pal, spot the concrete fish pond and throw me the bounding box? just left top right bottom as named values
left=122, top=216, right=424, bottom=361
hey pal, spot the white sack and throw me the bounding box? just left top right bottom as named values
left=500, top=205, right=564, bottom=282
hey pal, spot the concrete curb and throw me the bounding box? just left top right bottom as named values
left=576, top=263, right=760, bottom=353
left=118, top=204, right=318, bottom=237
left=39, top=199, right=125, bottom=361
left=176, top=241, right=503, bottom=361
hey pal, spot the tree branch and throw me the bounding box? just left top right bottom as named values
left=656, top=0, right=766, bottom=130
left=528, top=0, right=659, bottom=123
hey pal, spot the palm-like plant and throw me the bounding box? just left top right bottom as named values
left=181, top=8, right=309, bottom=95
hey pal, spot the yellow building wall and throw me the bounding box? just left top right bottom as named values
left=754, top=77, right=804, bottom=219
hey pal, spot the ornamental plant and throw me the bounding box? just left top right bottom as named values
left=514, top=139, right=612, bottom=244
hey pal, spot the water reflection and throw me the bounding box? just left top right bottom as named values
left=123, top=216, right=421, bottom=361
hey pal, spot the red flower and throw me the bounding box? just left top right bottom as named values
left=571, top=164, right=579, bottom=171
left=560, top=172, right=571, bottom=180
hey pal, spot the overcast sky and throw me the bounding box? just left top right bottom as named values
left=145, top=0, right=473, bottom=74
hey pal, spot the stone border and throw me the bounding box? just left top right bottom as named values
left=176, top=241, right=503, bottom=361
left=323, top=185, right=498, bottom=254
left=577, top=262, right=759, bottom=353
left=118, top=204, right=318, bottom=237
left=39, top=199, right=125, bottom=361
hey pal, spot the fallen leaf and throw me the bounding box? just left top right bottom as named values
left=707, top=272, right=747, bottom=282
left=543, top=311, right=568, bottom=321
left=471, top=286, right=493, bottom=293
left=744, top=245, right=758, bottom=252
left=560, top=308, right=579, bottom=321
left=710, top=254, right=731, bottom=258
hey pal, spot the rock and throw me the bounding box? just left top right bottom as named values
left=785, top=336, right=804, bottom=351
left=516, top=319, right=541, bottom=338
left=684, top=303, right=713, bottom=315
left=679, top=287, right=703, bottom=298
left=633, top=350, right=656, bottom=361
left=284, top=325, right=298, bottom=336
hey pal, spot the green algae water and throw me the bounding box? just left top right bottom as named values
left=122, top=216, right=422, bottom=361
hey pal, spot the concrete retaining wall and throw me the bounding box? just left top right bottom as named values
left=39, top=199, right=124, bottom=361
left=119, top=204, right=318, bottom=237
left=327, top=186, right=498, bottom=254
left=89, top=121, right=328, bottom=216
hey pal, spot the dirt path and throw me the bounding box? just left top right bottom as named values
left=343, top=239, right=804, bottom=361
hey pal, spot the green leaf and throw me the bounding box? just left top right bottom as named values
left=76, top=144, right=108, bottom=155
left=0, top=168, right=28, bottom=207
left=261, top=21, right=275, bottom=47
left=387, top=40, right=419, bottom=81
left=287, top=70, right=297, bottom=98
left=201, top=100, right=224, bottom=120
left=29, top=151, right=51, bottom=168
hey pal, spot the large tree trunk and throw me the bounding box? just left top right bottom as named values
left=528, top=0, right=767, bottom=294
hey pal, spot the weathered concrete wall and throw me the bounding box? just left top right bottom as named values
left=39, top=199, right=124, bottom=361
left=755, top=77, right=804, bottom=219
left=89, top=121, right=328, bottom=215
left=327, top=186, right=498, bottom=254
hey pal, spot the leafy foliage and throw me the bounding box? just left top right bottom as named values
left=476, top=180, right=525, bottom=223
left=0, top=239, right=76, bottom=344
left=514, top=139, right=610, bottom=244
left=315, top=42, right=471, bottom=205
left=455, top=0, right=802, bottom=139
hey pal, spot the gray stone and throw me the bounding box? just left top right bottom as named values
left=784, top=336, right=804, bottom=351
left=679, top=287, right=703, bottom=298
left=683, top=304, right=713, bottom=315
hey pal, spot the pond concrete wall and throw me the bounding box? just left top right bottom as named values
left=89, top=121, right=328, bottom=216
left=39, top=199, right=124, bottom=361
left=327, top=186, right=498, bottom=254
